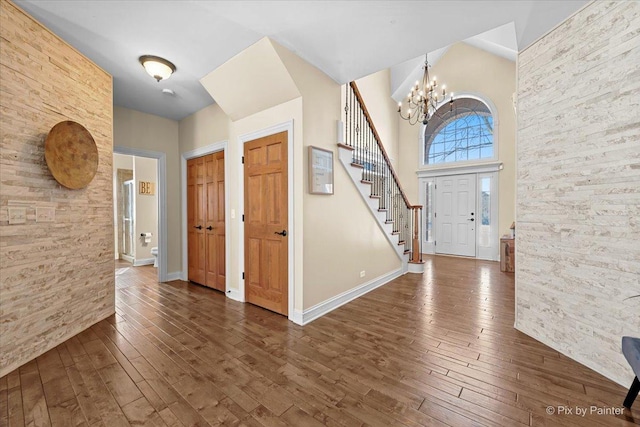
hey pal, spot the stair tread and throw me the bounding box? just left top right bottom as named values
left=351, top=162, right=365, bottom=169
left=338, top=143, right=354, bottom=151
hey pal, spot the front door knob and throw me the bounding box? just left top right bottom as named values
left=274, top=230, right=287, bottom=237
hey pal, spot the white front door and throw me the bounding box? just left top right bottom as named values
left=435, top=174, right=476, bottom=257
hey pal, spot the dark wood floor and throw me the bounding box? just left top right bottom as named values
left=1, top=256, right=638, bottom=426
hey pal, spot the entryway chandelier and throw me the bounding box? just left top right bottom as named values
left=397, top=54, right=454, bottom=126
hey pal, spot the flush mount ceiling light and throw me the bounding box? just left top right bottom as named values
left=139, top=55, right=176, bottom=82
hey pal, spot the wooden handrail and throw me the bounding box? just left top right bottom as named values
left=349, top=81, right=413, bottom=208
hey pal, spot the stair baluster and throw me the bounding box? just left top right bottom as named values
left=343, top=82, right=423, bottom=264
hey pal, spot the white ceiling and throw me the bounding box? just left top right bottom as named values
left=15, top=0, right=588, bottom=121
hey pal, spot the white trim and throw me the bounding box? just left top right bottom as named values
left=114, top=146, right=167, bottom=283
left=418, top=92, right=500, bottom=170
left=419, top=171, right=499, bottom=261
left=133, top=258, right=155, bottom=267
left=165, top=271, right=182, bottom=282
left=180, top=141, right=229, bottom=294
left=407, top=262, right=425, bottom=273
left=226, top=288, right=243, bottom=302
left=238, top=120, right=295, bottom=321
left=417, top=161, right=502, bottom=178
left=299, top=268, right=403, bottom=325
left=121, top=254, right=134, bottom=263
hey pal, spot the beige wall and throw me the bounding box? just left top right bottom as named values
left=179, top=103, right=230, bottom=153
left=114, top=107, right=181, bottom=274
left=134, top=156, right=158, bottom=261
left=0, top=0, right=114, bottom=377
left=516, top=0, right=640, bottom=387
left=355, top=69, right=400, bottom=167
left=397, top=42, right=517, bottom=235
left=181, top=38, right=403, bottom=314
left=273, top=41, right=402, bottom=309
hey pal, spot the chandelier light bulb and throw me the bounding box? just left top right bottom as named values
left=397, top=53, right=454, bottom=126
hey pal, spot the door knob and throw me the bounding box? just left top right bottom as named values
left=206, top=226, right=213, bottom=230
left=194, top=225, right=202, bottom=229
left=274, top=230, right=287, bottom=236
left=468, top=218, right=474, bottom=222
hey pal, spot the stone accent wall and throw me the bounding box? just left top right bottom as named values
left=0, top=0, right=114, bottom=376
left=516, top=1, right=640, bottom=386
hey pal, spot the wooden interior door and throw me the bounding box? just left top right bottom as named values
left=244, top=131, right=288, bottom=315
left=205, top=151, right=225, bottom=291
left=187, top=152, right=225, bottom=290
left=187, top=157, right=206, bottom=284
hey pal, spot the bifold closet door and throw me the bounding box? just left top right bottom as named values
left=187, top=152, right=225, bottom=291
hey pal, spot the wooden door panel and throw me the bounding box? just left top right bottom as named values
left=265, top=173, right=282, bottom=225
left=187, top=157, right=205, bottom=284
left=205, top=151, right=225, bottom=291
left=244, top=131, right=288, bottom=316
left=188, top=152, right=225, bottom=290
left=213, top=152, right=225, bottom=291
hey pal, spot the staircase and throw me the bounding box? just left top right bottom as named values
left=339, top=82, right=424, bottom=274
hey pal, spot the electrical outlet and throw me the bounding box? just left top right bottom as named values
left=36, top=207, right=55, bottom=222
left=360, top=270, right=365, bottom=278
left=8, top=207, right=26, bottom=224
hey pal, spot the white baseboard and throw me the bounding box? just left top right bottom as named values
left=407, top=261, right=425, bottom=273
left=300, top=268, right=403, bottom=325
left=121, top=254, right=134, bottom=263
left=290, top=309, right=304, bottom=326
left=165, top=271, right=182, bottom=282
left=133, top=258, right=155, bottom=267
left=226, top=288, right=244, bottom=302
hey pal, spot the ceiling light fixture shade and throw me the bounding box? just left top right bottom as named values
left=139, top=55, right=176, bottom=82
left=398, top=54, right=453, bottom=126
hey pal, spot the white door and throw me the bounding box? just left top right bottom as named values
left=435, top=174, right=476, bottom=257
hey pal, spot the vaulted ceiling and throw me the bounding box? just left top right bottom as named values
left=16, top=1, right=588, bottom=121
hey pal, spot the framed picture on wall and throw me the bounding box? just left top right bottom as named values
left=308, top=146, right=334, bottom=195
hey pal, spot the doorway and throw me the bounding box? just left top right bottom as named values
left=113, top=153, right=159, bottom=269
left=113, top=147, right=167, bottom=283
left=419, top=171, right=498, bottom=260
left=186, top=151, right=226, bottom=292
left=243, top=131, right=289, bottom=315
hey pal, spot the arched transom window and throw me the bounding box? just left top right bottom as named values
left=424, top=98, right=494, bottom=165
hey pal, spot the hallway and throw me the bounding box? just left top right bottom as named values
left=2, top=257, right=638, bottom=426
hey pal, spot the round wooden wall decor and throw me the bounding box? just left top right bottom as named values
left=44, top=121, right=98, bottom=190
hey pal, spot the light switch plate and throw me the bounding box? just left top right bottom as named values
left=36, top=207, right=55, bottom=222
left=8, top=207, right=27, bottom=224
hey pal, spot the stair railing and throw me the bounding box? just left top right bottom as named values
left=341, top=81, right=423, bottom=263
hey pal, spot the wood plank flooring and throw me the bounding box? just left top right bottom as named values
left=1, top=256, right=638, bottom=426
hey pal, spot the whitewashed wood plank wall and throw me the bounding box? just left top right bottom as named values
left=0, top=0, right=115, bottom=377
left=516, top=0, right=640, bottom=387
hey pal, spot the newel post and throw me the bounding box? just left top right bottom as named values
left=411, top=206, right=422, bottom=263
